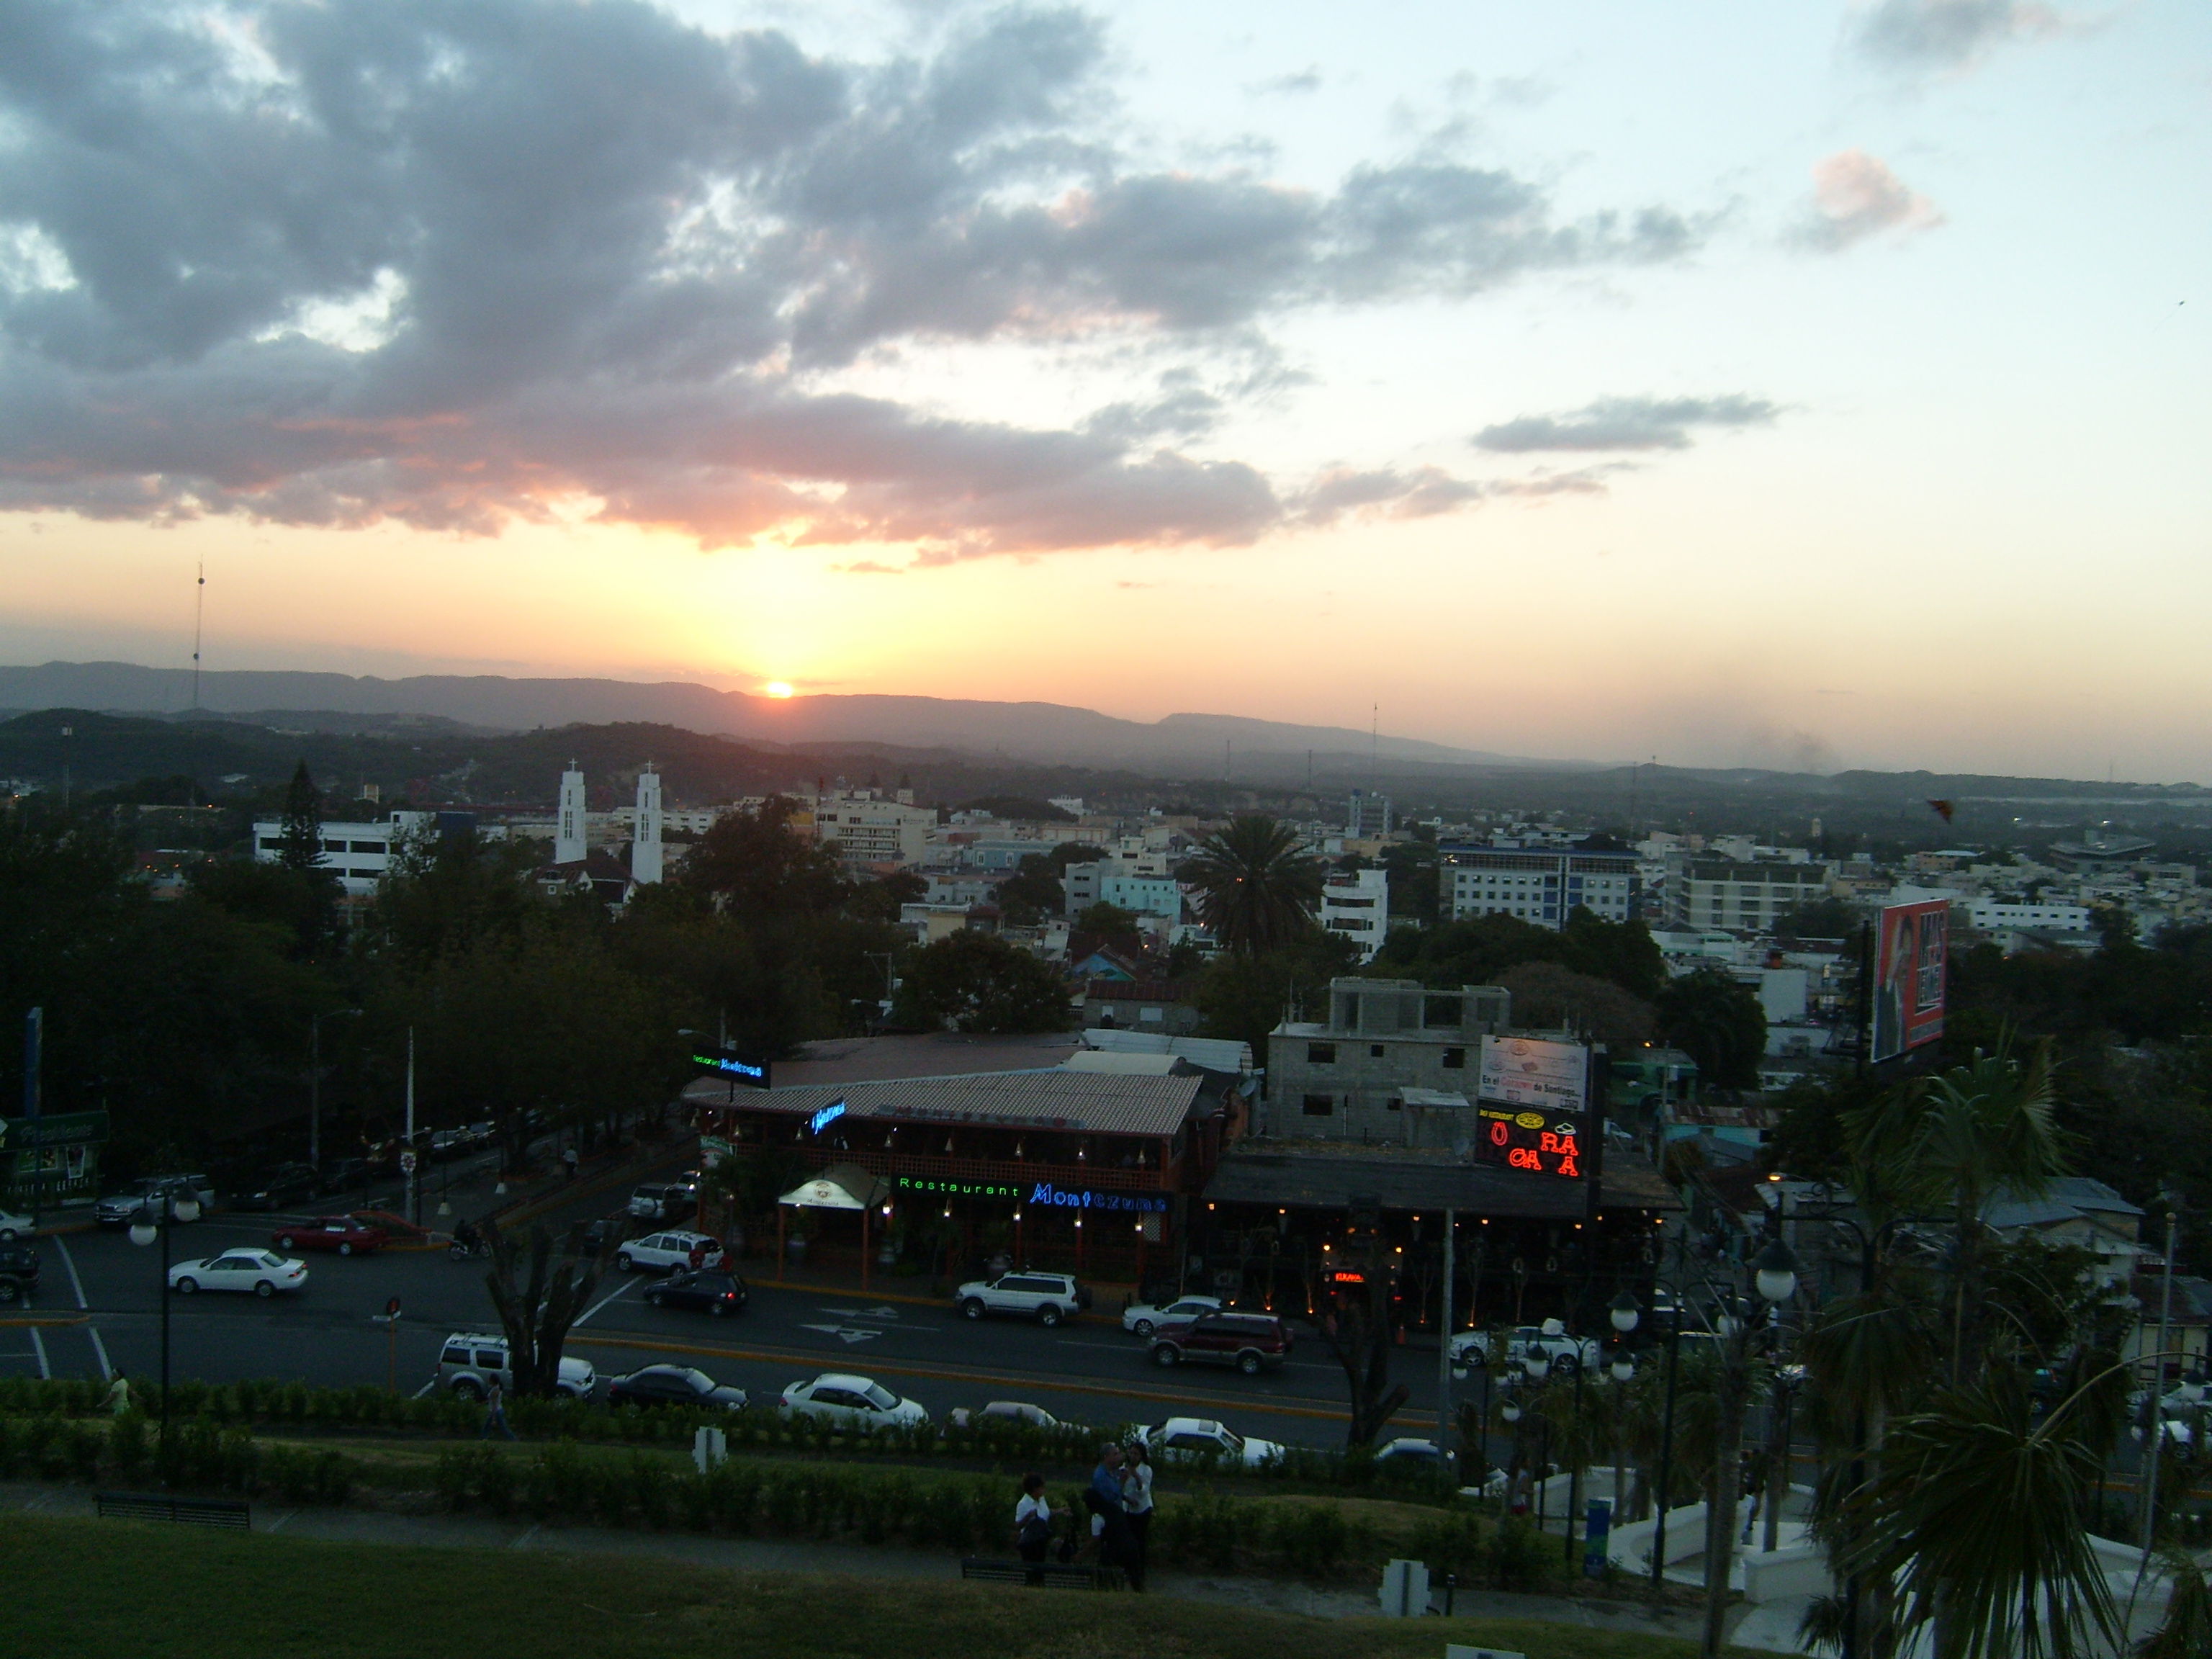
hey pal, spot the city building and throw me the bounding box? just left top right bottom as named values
left=1439, top=842, right=1640, bottom=927
left=249, top=810, right=481, bottom=895
left=814, top=791, right=936, bottom=868
left=554, top=765, right=588, bottom=865
left=1261, top=977, right=1511, bottom=1141
left=1665, top=856, right=1834, bottom=932
left=1347, top=788, right=1393, bottom=837
left=631, top=768, right=663, bottom=885
left=1319, top=867, right=1390, bottom=961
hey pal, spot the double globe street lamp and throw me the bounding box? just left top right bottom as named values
left=129, top=1187, right=202, bottom=1470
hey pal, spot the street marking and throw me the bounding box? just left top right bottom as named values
left=511, top=1522, right=541, bottom=1550
left=53, top=1235, right=89, bottom=1310
left=29, top=1326, right=48, bottom=1380
left=413, top=1378, right=439, bottom=1400
left=817, top=1305, right=901, bottom=1321
left=86, top=1324, right=112, bottom=1381
left=799, top=1323, right=882, bottom=1345
left=574, top=1280, right=638, bottom=1328
left=566, top=1331, right=1354, bottom=1422
left=265, top=1511, right=295, bottom=1533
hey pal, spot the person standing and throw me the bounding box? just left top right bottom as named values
left=1087, top=1443, right=1138, bottom=1589
left=104, top=1375, right=132, bottom=1416
left=1015, top=1473, right=1053, bottom=1583
left=562, top=1145, right=580, bottom=1182
left=1120, top=1441, right=1154, bottom=1590
left=479, top=1379, right=516, bottom=1440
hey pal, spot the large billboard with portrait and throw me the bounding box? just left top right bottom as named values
left=1871, top=899, right=1948, bottom=1063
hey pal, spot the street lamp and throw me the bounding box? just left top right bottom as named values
left=129, top=1188, right=202, bottom=1473
left=1754, top=1238, right=1800, bottom=1308
left=1610, top=1288, right=1642, bottom=1336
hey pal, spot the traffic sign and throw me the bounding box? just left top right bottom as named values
left=399, top=1149, right=418, bottom=1174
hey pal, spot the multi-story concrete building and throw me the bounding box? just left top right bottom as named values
left=251, top=811, right=454, bottom=895
left=1262, top=978, right=1511, bottom=1141
left=814, top=791, right=936, bottom=869
left=1347, top=789, right=1393, bottom=837
left=1440, top=842, right=1640, bottom=927
left=1665, top=857, right=1834, bottom=932
left=1100, top=873, right=1182, bottom=921
left=1320, top=868, right=1390, bottom=961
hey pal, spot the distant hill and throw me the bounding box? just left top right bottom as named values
left=0, top=660, right=1581, bottom=777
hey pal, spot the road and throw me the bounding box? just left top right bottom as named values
left=1, top=1153, right=1473, bottom=1453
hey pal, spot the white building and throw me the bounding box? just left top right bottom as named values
left=1320, top=867, right=1390, bottom=961
left=252, top=811, right=440, bottom=895
left=1666, top=856, right=1834, bottom=932
left=814, top=791, right=935, bottom=868
left=1440, top=843, right=1639, bottom=927
left=1348, top=789, right=1393, bottom=837
left=554, top=766, right=588, bottom=865
left=631, top=768, right=663, bottom=885
left=1965, top=898, right=2092, bottom=933
left=1101, top=873, right=1182, bottom=921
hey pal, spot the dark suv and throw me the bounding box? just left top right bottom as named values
left=1151, top=1310, right=1292, bottom=1375
left=0, top=1244, right=40, bottom=1305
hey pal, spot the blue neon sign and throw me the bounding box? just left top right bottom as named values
left=692, top=1048, right=771, bottom=1089
left=808, top=1100, right=848, bottom=1136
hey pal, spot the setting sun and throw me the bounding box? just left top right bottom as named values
left=764, top=681, right=794, bottom=699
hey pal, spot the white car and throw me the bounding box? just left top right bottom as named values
left=1373, top=1437, right=1447, bottom=1469
left=616, top=1231, right=724, bottom=1273
left=953, top=1271, right=1084, bottom=1326
left=1138, top=1416, right=1284, bottom=1469
left=780, top=1372, right=930, bottom=1429
left=1449, top=1319, right=1600, bottom=1375
left=1122, top=1295, right=1221, bottom=1339
left=949, top=1401, right=1061, bottom=1429
left=169, top=1249, right=308, bottom=1298
left=436, top=1331, right=598, bottom=1401
left=0, top=1208, right=32, bottom=1243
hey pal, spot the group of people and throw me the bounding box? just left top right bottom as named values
left=1014, top=1440, right=1154, bottom=1588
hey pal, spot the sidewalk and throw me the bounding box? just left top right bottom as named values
left=0, top=1480, right=1753, bottom=1645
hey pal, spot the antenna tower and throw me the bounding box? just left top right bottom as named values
left=191, top=562, right=207, bottom=711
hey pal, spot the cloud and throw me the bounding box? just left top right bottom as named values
left=0, top=0, right=1708, bottom=559
left=1852, top=0, right=2064, bottom=70
left=1246, top=68, right=1322, bottom=96
left=1793, top=150, right=1945, bottom=251
left=1472, top=395, right=1779, bottom=454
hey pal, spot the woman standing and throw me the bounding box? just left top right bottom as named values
left=1120, top=1442, right=1154, bottom=1590
left=1015, top=1473, right=1053, bottom=1583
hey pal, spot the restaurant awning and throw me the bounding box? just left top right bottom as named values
left=780, top=1163, right=889, bottom=1210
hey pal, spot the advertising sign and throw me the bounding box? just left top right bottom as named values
left=691, top=1046, right=772, bottom=1089
left=1478, top=1035, right=1588, bottom=1112
left=1473, top=1102, right=1587, bottom=1177
left=1872, top=899, right=1948, bottom=1064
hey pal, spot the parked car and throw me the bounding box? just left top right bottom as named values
left=1150, top=1310, right=1292, bottom=1375
left=1121, top=1294, right=1222, bottom=1339
left=271, top=1216, right=389, bottom=1256
left=1448, top=1319, right=1601, bottom=1375
left=436, top=1331, right=598, bottom=1401
left=627, top=1184, right=695, bottom=1223
left=608, top=1364, right=748, bottom=1411
left=642, top=1268, right=748, bottom=1317
left=0, top=1244, right=40, bottom=1305
left=168, top=1249, right=308, bottom=1298
left=318, top=1158, right=372, bottom=1195
left=0, top=1208, right=32, bottom=1243
left=1136, top=1416, right=1284, bottom=1468
left=576, top=1213, right=631, bottom=1255
left=1372, top=1437, right=1446, bottom=1470
left=780, top=1373, right=929, bottom=1429
left=615, top=1231, right=724, bottom=1274
left=953, top=1270, right=1086, bottom=1326
left=948, top=1401, right=1061, bottom=1429
left=234, top=1164, right=320, bottom=1213
left=427, top=1128, right=470, bottom=1160
left=94, top=1177, right=212, bottom=1228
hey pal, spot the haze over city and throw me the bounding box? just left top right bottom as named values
left=1, top=1, right=2206, bottom=779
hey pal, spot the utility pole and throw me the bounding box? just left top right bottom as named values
left=22, top=1007, right=40, bottom=1233
left=2142, top=1197, right=2181, bottom=1555
left=1436, top=1208, right=1456, bottom=1452
left=405, top=1025, right=418, bottom=1228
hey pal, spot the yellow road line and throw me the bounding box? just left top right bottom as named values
left=0, top=1315, right=89, bottom=1328
left=565, top=1330, right=1352, bottom=1422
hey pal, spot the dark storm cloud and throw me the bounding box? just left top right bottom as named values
left=1473, top=395, right=1779, bottom=454
left=0, top=0, right=1707, bottom=557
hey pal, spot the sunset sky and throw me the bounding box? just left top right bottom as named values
left=1, top=1, right=2206, bottom=779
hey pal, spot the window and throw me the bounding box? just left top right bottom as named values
left=1386, top=1096, right=1402, bottom=1112
left=441, top=1345, right=470, bottom=1367
left=351, top=840, right=387, bottom=854
left=1442, top=1047, right=1465, bottom=1069
left=1301, top=1094, right=1336, bottom=1117
left=1307, top=1043, right=1336, bottom=1064
left=475, top=1351, right=505, bottom=1370
left=1369, top=1043, right=1385, bottom=1058
left=258, top=837, right=283, bottom=850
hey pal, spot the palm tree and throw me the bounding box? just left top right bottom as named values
left=1181, top=816, right=1324, bottom=957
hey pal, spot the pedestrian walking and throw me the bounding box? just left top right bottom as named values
left=1015, top=1473, right=1053, bottom=1584
left=478, top=1380, right=516, bottom=1440
left=104, top=1375, right=132, bottom=1417
left=1120, top=1441, right=1154, bottom=1590
left=562, top=1146, right=580, bottom=1182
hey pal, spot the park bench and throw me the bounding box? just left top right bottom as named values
left=959, top=1557, right=1123, bottom=1590
left=95, top=1491, right=251, bottom=1529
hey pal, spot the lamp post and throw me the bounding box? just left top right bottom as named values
left=1609, top=1290, right=1642, bottom=1529
left=309, top=1007, right=363, bottom=1176
left=2141, top=1191, right=2182, bottom=1556
left=1650, top=1297, right=1684, bottom=1597
left=129, top=1187, right=202, bottom=1474
left=1699, top=1237, right=1799, bottom=1659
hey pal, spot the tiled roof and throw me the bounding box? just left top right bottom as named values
left=690, top=1069, right=1206, bottom=1138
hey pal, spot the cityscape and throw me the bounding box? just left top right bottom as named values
left=1, top=3, right=2208, bottom=1658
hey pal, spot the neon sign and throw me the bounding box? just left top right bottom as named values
left=692, top=1048, right=771, bottom=1089
left=1475, top=1105, right=1584, bottom=1179
left=807, top=1100, right=848, bottom=1136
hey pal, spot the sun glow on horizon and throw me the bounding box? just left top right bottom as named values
left=764, top=680, right=794, bottom=698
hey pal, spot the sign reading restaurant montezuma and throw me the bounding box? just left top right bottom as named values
left=1474, top=1036, right=1591, bottom=1180
left=889, top=1173, right=1170, bottom=1212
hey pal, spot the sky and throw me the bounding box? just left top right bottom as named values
left=0, top=1, right=2206, bottom=780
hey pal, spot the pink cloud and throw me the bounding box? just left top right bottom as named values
left=1797, top=150, right=1946, bottom=251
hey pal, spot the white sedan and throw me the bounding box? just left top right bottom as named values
left=1138, top=1416, right=1285, bottom=1468
left=169, top=1249, right=309, bottom=1298
left=0, top=1208, right=32, bottom=1243
left=1121, top=1295, right=1222, bottom=1339
left=780, top=1372, right=930, bottom=1429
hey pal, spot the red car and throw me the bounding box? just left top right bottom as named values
left=272, top=1216, right=389, bottom=1256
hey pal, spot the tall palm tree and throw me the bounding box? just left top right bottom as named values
left=1182, top=816, right=1324, bottom=957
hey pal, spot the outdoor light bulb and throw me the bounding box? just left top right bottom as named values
left=1753, top=1238, right=1800, bottom=1305
left=1612, top=1358, right=1634, bottom=1383
left=1452, top=1365, right=1467, bottom=1380
left=1502, top=1403, right=1521, bottom=1423
left=128, top=1221, right=156, bottom=1249
left=1609, top=1290, right=1640, bottom=1334
left=173, top=1197, right=201, bottom=1224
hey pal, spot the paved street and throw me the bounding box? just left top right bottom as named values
left=0, top=1152, right=1477, bottom=1453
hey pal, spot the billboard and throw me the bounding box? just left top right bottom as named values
left=1475, top=1036, right=1591, bottom=1181
left=1871, top=899, right=1948, bottom=1063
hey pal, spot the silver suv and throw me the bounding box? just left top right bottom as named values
left=436, top=1331, right=598, bottom=1400
left=954, top=1271, right=1086, bottom=1327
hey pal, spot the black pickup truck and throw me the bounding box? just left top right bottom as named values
left=0, top=1244, right=40, bottom=1305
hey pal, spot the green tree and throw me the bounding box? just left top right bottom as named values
left=1654, top=966, right=1767, bottom=1089
left=1181, top=816, right=1323, bottom=956
left=1190, top=931, right=1358, bottom=1065
left=679, top=797, right=852, bottom=925
left=1074, top=902, right=1145, bottom=938
left=894, top=932, right=1075, bottom=1033
left=994, top=854, right=1065, bottom=925
left=274, top=760, right=324, bottom=872
left=1493, top=960, right=1653, bottom=1045
left=484, top=1222, right=606, bottom=1398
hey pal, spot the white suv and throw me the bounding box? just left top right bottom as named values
left=436, top=1331, right=598, bottom=1400
left=1448, top=1319, right=1601, bottom=1375
left=616, top=1231, right=724, bottom=1274
left=954, top=1271, right=1085, bottom=1326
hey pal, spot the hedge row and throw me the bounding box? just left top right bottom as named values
left=0, top=1412, right=353, bottom=1505
left=0, top=1377, right=1457, bottom=1499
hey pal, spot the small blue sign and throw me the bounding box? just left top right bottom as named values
left=807, top=1100, right=848, bottom=1136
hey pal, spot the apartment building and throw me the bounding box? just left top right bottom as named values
left=1439, top=842, right=1639, bottom=927
left=251, top=811, right=451, bottom=895
left=814, top=791, right=936, bottom=868
left=1347, top=789, right=1394, bottom=837
left=1262, top=978, right=1511, bottom=1141
left=1665, top=857, right=1835, bottom=932
left=1320, top=867, right=1390, bottom=961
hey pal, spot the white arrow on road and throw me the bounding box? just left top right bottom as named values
left=815, top=1305, right=902, bottom=1321
left=799, top=1323, right=882, bottom=1344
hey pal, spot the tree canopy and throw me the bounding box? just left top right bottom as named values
left=1180, top=815, right=1323, bottom=957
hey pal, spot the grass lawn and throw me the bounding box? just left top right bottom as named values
left=5, top=1515, right=1789, bottom=1659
